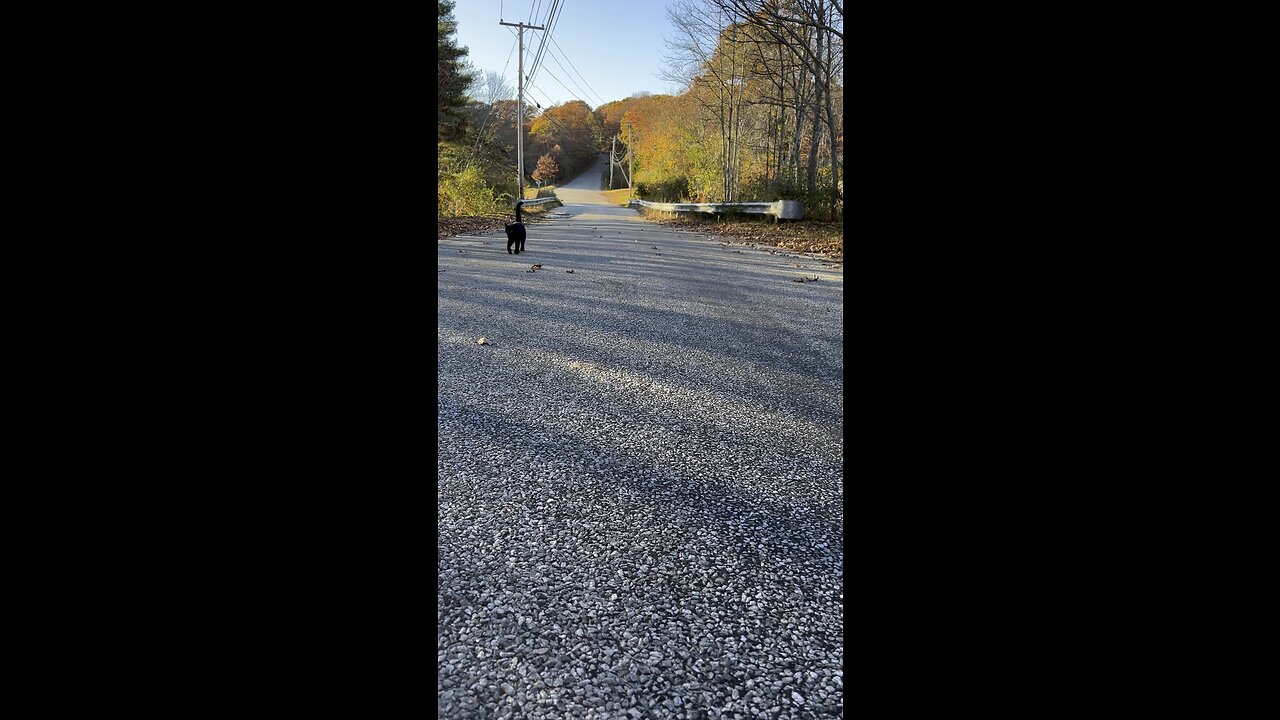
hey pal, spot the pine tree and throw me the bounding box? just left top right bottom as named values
left=438, top=1, right=475, bottom=141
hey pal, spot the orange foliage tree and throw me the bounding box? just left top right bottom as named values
left=620, top=94, right=702, bottom=200
left=532, top=154, right=560, bottom=184
left=528, top=100, right=601, bottom=182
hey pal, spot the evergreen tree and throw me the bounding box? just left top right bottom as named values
left=438, top=1, right=475, bottom=141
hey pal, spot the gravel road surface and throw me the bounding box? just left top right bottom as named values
left=438, top=154, right=844, bottom=719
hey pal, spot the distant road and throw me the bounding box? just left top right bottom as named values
left=551, top=152, right=617, bottom=208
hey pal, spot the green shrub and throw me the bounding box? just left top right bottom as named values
left=733, top=174, right=806, bottom=202
left=638, top=176, right=690, bottom=203
left=439, top=166, right=501, bottom=217
left=492, top=179, right=519, bottom=202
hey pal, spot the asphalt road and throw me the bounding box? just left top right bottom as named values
left=438, top=154, right=844, bottom=719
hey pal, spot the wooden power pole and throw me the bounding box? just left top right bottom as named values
left=610, top=135, right=616, bottom=190
left=499, top=19, right=544, bottom=202
left=627, top=122, right=635, bottom=198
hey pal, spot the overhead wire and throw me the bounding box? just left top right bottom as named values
left=545, top=47, right=598, bottom=107
left=467, top=29, right=520, bottom=167
left=526, top=84, right=585, bottom=138
left=527, top=83, right=556, bottom=107
left=524, top=0, right=562, bottom=89
left=513, top=0, right=549, bottom=90
left=471, top=1, right=602, bottom=172
left=537, top=66, right=592, bottom=109
left=522, top=0, right=609, bottom=110
left=524, top=0, right=554, bottom=84
left=548, top=36, right=606, bottom=106
left=526, top=85, right=570, bottom=128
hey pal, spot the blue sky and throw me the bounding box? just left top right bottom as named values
left=452, top=0, right=681, bottom=110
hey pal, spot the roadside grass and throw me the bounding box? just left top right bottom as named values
left=524, top=186, right=557, bottom=199
left=601, top=188, right=632, bottom=205
left=635, top=208, right=843, bottom=260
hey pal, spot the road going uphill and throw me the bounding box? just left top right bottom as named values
left=438, top=152, right=844, bottom=719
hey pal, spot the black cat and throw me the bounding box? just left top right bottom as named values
left=506, top=200, right=526, bottom=254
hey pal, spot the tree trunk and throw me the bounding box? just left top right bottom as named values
left=807, top=20, right=827, bottom=197
left=791, top=78, right=808, bottom=189
left=806, top=79, right=821, bottom=195
left=777, top=46, right=788, bottom=192
left=823, top=11, right=839, bottom=220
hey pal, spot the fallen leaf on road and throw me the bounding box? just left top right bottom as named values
left=476, top=337, right=490, bottom=345
left=566, top=270, right=574, bottom=273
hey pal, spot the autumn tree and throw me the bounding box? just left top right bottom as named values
left=696, top=0, right=843, bottom=217
left=532, top=154, right=560, bottom=184
left=528, top=100, right=601, bottom=181
left=615, top=94, right=701, bottom=200
left=594, top=97, right=641, bottom=146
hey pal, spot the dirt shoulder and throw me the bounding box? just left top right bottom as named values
left=437, top=202, right=562, bottom=242
left=634, top=209, right=843, bottom=261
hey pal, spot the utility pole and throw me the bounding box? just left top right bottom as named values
left=610, top=135, right=616, bottom=190
left=499, top=19, right=544, bottom=202
left=627, top=122, right=635, bottom=199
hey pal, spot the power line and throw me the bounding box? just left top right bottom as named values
left=545, top=45, right=599, bottom=107
left=525, top=0, right=563, bottom=88
left=520, top=0, right=554, bottom=88
left=522, top=3, right=552, bottom=87
left=549, top=35, right=606, bottom=106
left=526, top=0, right=556, bottom=82
left=526, top=86, right=568, bottom=125
left=527, top=83, right=555, bottom=106
left=538, top=66, right=592, bottom=109
left=526, top=84, right=583, bottom=137
left=520, top=1, right=545, bottom=99
left=467, top=32, right=521, bottom=167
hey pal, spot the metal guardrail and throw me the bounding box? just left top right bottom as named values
left=518, top=196, right=559, bottom=206
left=628, top=198, right=802, bottom=220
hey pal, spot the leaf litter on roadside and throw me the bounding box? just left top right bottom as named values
left=634, top=213, right=843, bottom=261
